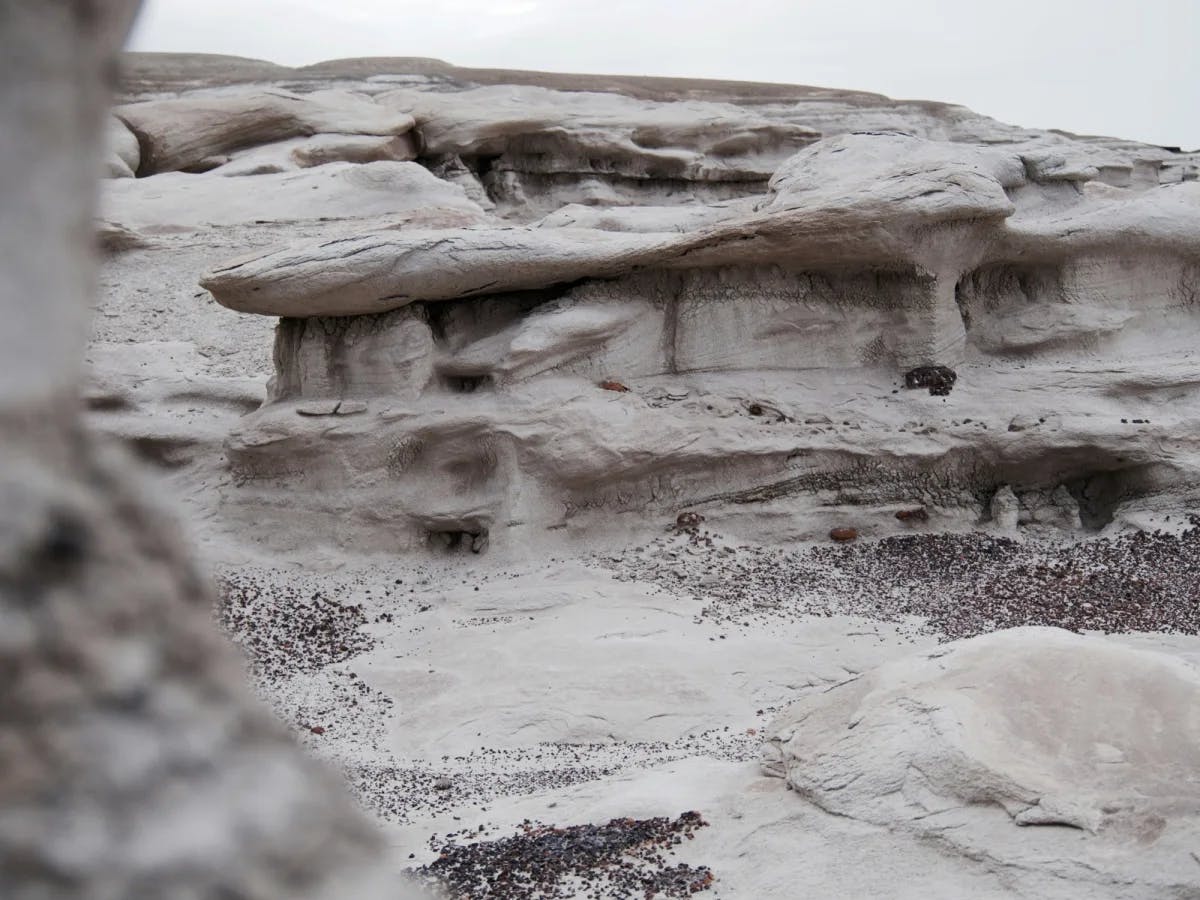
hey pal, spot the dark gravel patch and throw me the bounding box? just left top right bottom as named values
left=613, top=518, right=1200, bottom=640
left=408, top=811, right=713, bottom=899
left=215, top=569, right=376, bottom=682
left=819, top=525, right=1200, bottom=639
left=904, top=364, right=957, bottom=395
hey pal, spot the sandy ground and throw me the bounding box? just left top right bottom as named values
left=201, top=523, right=1200, bottom=899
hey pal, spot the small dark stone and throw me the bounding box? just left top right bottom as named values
left=903, top=365, right=957, bottom=396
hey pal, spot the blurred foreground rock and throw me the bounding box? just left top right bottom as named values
left=0, top=3, right=399, bottom=897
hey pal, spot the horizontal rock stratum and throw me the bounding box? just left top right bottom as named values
left=198, top=133, right=1199, bottom=318
left=97, top=53, right=1200, bottom=556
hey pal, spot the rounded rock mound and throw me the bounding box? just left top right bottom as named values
left=763, top=626, right=1200, bottom=837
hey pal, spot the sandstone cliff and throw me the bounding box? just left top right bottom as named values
left=93, top=53, right=1200, bottom=556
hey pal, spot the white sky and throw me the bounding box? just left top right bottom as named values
left=129, top=0, right=1200, bottom=149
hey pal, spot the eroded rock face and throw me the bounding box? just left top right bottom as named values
left=114, top=89, right=416, bottom=175
left=104, top=159, right=484, bottom=231
left=80, top=51, right=1200, bottom=900
left=270, top=306, right=435, bottom=402
left=375, top=83, right=821, bottom=218
left=92, top=54, right=1200, bottom=553
left=761, top=627, right=1200, bottom=897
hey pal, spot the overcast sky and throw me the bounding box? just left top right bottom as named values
left=129, top=0, right=1199, bottom=149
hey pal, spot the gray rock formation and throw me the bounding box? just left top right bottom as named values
left=762, top=627, right=1200, bottom=898
left=120, top=78, right=1195, bottom=553
left=104, top=159, right=484, bottom=231
left=0, top=6, right=394, bottom=899
left=75, top=48, right=1200, bottom=900
left=113, top=88, right=416, bottom=175
left=372, top=83, right=820, bottom=218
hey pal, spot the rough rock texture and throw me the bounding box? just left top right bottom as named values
left=201, top=132, right=1199, bottom=319
left=0, top=9, right=395, bottom=900
left=188, top=129, right=1199, bottom=553
left=0, top=445, right=392, bottom=900
left=88, top=52, right=1200, bottom=553
left=114, top=88, right=416, bottom=175
left=104, top=160, right=485, bottom=231
left=762, top=627, right=1200, bottom=897
left=374, top=83, right=820, bottom=217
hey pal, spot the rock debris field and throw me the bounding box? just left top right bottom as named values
left=615, top=519, right=1200, bottom=640
left=408, top=812, right=713, bottom=899
left=217, top=570, right=378, bottom=681
left=346, top=726, right=762, bottom=825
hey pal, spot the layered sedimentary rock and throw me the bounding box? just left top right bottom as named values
left=113, top=89, right=416, bottom=175
left=104, top=160, right=485, bottom=231
left=373, top=84, right=821, bottom=217
left=93, top=54, right=1200, bottom=554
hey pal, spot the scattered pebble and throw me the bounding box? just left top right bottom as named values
left=216, top=569, right=376, bottom=683
left=903, top=365, right=957, bottom=396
